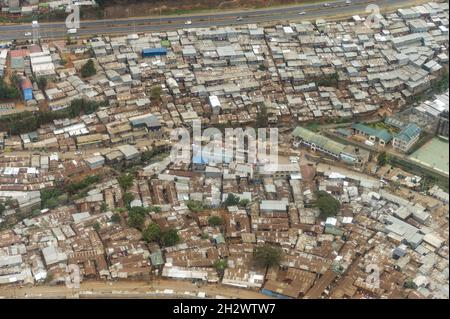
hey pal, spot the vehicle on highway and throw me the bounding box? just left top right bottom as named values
left=298, top=11, right=306, bottom=15
left=236, top=16, right=243, bottom=21
left=324, top=3, right=330, bottom=6
left=345, top=0, right=352, bottom=4
left=67, top=28, right=77, bottom=34
left=184, top=20, right=192, bottom=25
left=24, top=32, right=31, bottom=37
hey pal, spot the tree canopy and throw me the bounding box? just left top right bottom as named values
left=253, top=244, right=283, bottom=269
left=377, top=151, right=388, bottom=166
left=128, top=210, right=145, bottom=230
left=208, top=216, right=224, bottom=227
left=0, top=98, right=104, bottom=134
left=0, top=78, right=20, bottom=99
left=224, top=193, right=240, bottom=207
left=123, top=192, right=135, bottom=209
left=186, top=200, right=207, bottom=212
left=142, top=223, right=161, bottom=242
left=111, top=213, right=121, bottom=223
left=161, top=229, right=180, bottom=247
left=150, top=85, right=162, bottom=101
left=255, top=104, right=268, bottom=128
left=37, top=77, right=47, bottom=91
left=81, top=59, right=96, bottom=78
left=314, top=191, right=341, bottom=220
left=118, top=173, right=134, bottom=191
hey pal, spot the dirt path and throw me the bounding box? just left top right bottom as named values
left=0, top=279, right=272, bottom=299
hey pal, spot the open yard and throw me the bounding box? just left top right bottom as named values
left=409, top=137, right=449, bottom=176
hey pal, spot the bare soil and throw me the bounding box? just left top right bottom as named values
left=83, top=0, right=303, bottom=19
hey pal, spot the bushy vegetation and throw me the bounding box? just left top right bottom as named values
left=432, top=70, right=449, bottom=95
left=40, top=188, right=68, bottom=209
left=255, top=104, right=268, bottom=128
left=0, top=78, right=20, bottom=99
left=214, top=259, right=228, bottom=277
left=65, top=175, right=100, bottom=194
left=81, top=59, right=97, bottom=78
left=111, top=213, right=121, bottom=223
left=316, top=72, right=339, bottom=87
left=123, top=192, right=135, bottom=209
left=224, top=193, right=240, bottom=207
left=118, top=173, right=134, bottom=191
left=377, top=151, right=388, bottom=166
left=150, top=85, right=162, bottom=101
left=0, top=99, right=105, bottom=134
left=208, top=216, right=224, bottom=227
left=186, top=200, right=207, bottom=212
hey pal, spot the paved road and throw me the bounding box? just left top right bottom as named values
left=0, top=0, right=419, bottom=41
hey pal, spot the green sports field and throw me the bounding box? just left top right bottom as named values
left=409, top=137, right=449, bottom=175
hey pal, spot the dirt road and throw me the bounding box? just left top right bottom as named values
left=0, top=279, right=272, bottom=299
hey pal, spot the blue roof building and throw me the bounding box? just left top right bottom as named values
left=142, top=47, right=167, bottom=57
left=393, top=123, right=422, bottom=153
left=351, top=123, right=392, bottom=146
left=21, top=78, right=33, bottom=101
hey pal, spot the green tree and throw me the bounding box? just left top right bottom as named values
left=93, top=222, right=101, bottom=232
left=255, top=104, right=268, bottom=128
left=142, top=223, right=162, bottom=242
left=65, top=175, right=100, bottom=194
left=128, top=211, right=145, bottom=230
left=377, top=151, right=388, bottom=166
left=141, top=149, right=155, bottom=163
left=432, top=70, right=449, bottom=94
left=150, top=85, right=162, bottom=101
left=118, top=173, right=134, bottom=191
left=111, top=213, right=121, bottom=223
left=37, top=77, right=47, bottom=91
left=152, top=206, right=161, bottom=213
left=129, top=206, right=147, bottom=216
left=239, top=199, right=250, bottom=207
left=81, top=59, right=96, bottom=78
left=214, top=259, right=228, bottom=277
left=201, top=232, right=209, bottom=240
left=316, top=72, right=339, bottom=87
left=100, top=202, right=108, bottom=212
left=186, top=200, right=206, bottom=212
left=0, top=203, right=5, bottom=214
left=123, top=192, right=135, bottom=209
left=253, top=244, right=283, bottom=269
left=208, top=216, right=224, bottom=227
left=404, top=278, right=417, bottom=289
left=161, top=229, right=180, bottom=247
left=224, top=193, right=240, bottom=207
left=314, top=191, right=341, bottom=220
left=0, top=78, right=20, bottom=99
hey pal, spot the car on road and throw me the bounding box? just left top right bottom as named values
left=184, top=20, right=192, bottom=25
left=298, top=11, right=306, bottom=15
left=345, top=0, right=352, bottom=4
left=236, top=16, right=243, bottom=21
left=24, top=32, right=31, bottom=36
left=67, top=28, right=77, bottom=34
left=324, top=3, right=330, bottom=7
